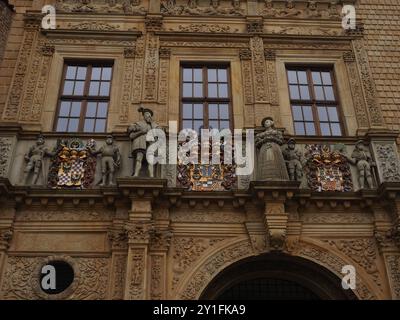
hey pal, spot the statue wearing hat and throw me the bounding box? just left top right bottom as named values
left=127, top=107, right=160, bottom=177
left=94, top=135, right=121, bottom=186
left=255, top=117, right=289, bottom=181
left=282, top=138, right=304, bottom=181
left=351, top=140, right=375, bottom=189
left=22, top=134, right=53, bottom=185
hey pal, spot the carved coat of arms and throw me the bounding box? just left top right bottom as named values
left=48, top=138, right=97, bottom=189
left=304, top=144, right=353, bottom=192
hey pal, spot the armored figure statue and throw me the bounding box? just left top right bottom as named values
left=22, top=134, right=53, bottom=185
left=351, top=140, right=375, bottom=189
left=95, top=135, right=121, bottom=186
left=282, top=138, right=303, bottom=181
left=127, top=107, right=160, bottom=178
left=255, top=117, right=289, bottom=181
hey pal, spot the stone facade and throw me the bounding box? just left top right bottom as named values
left=0, top=0, right=399, bottom=300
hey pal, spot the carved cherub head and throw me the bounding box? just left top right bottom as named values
left=286, top=0, right=294, bottom=9
left=210, top=0, right=219, bottom=9
left=232, top=0, right=240, bottom=9
left=308, top=1, right=317, bottom=10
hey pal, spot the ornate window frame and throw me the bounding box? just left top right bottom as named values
left=31, top=255, right=80, bottom=300
left=42, top=49, right=125, bottom=133
left=276, top=54, right=358, bottom=136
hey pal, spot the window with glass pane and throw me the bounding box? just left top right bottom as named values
left=181, top=65, right=231, bottom=132
left=287, top=67, right=343, bottom=136
left=55, top=62, right=113, bottom=133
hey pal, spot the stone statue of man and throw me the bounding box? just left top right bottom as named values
left=351, top=140, right=375, bottom=189
left=127, top=107, right=160, bottom=178
left=22, top=134, right=53, bottom=185
left=95, top=135, right=121, bottom=186
left=282, top=138, right=303, bottom=181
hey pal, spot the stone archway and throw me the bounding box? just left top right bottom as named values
left=200, top=253, right=357, bottom=300
left=175, top=238, right=378, bottom=300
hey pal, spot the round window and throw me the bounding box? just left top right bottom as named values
left=39, top=260, right=75, bottom=295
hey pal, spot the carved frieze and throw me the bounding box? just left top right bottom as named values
left=259, top=0, right=340, bottom=19
left=119, top=57, right=135, bottom=122
left=55, top=0, right=147, bottom=15
left=169, top=24, right=239, bottom=33
left=161, top=0, right=245, bottom=16
left=67, top=22, right=120, bottom=31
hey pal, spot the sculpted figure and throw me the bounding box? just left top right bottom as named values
left=304, top=1, right=321, bottom=18
left=95, top=135, right=121, bottom=186
left=282, top=138, right=304, bottom=181
left=278, top=0, right=302, bottom=18
left=22, top=134, right=53, bottom=185
left=260, top=0, right=279, bottom=17
left=351, top=140, right=375, bottom=189
left=128, top=107, right=160, bottom=178
left=255, top=117, right=289, bottom=181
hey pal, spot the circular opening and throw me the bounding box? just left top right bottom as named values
left=39, top=260, right=75, bottom=295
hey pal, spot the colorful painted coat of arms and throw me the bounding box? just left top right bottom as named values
left=304, top=144, right=353, bottom=192
left=48, top=138, right=97, bottom=189
left=177, top=139, right=237, bottom=191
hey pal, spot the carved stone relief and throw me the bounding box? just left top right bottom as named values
left=1, top=256, right=109, bottom=300
left=178, top=239, right=252, bottom=299
left=3, top=26, right=38, bottom=120
left=56, top=0, right=147, bottom=15
left=372, top=142, right=400, bottom=183
left=171, top=237, right=225, bottom=291
left=250, top=37, right=268, bottom=102
left=385, top=255, right=400, bottom=299
left=161, top=0, right=245, bottom=16
left=291, top=241, right=377, bottom=300
left=0, top=137, right=13, bottom=177
left=343, top=51, right=369, bottom=128
left=353, top=40, right=385, bottom=127
left=110, top=254, right=127, bottom=299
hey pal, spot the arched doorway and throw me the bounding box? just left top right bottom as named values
left=200, top=252, right=357, bottom=300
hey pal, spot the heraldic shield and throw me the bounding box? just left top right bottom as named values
left=48, top=138, right=97, bottom=189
